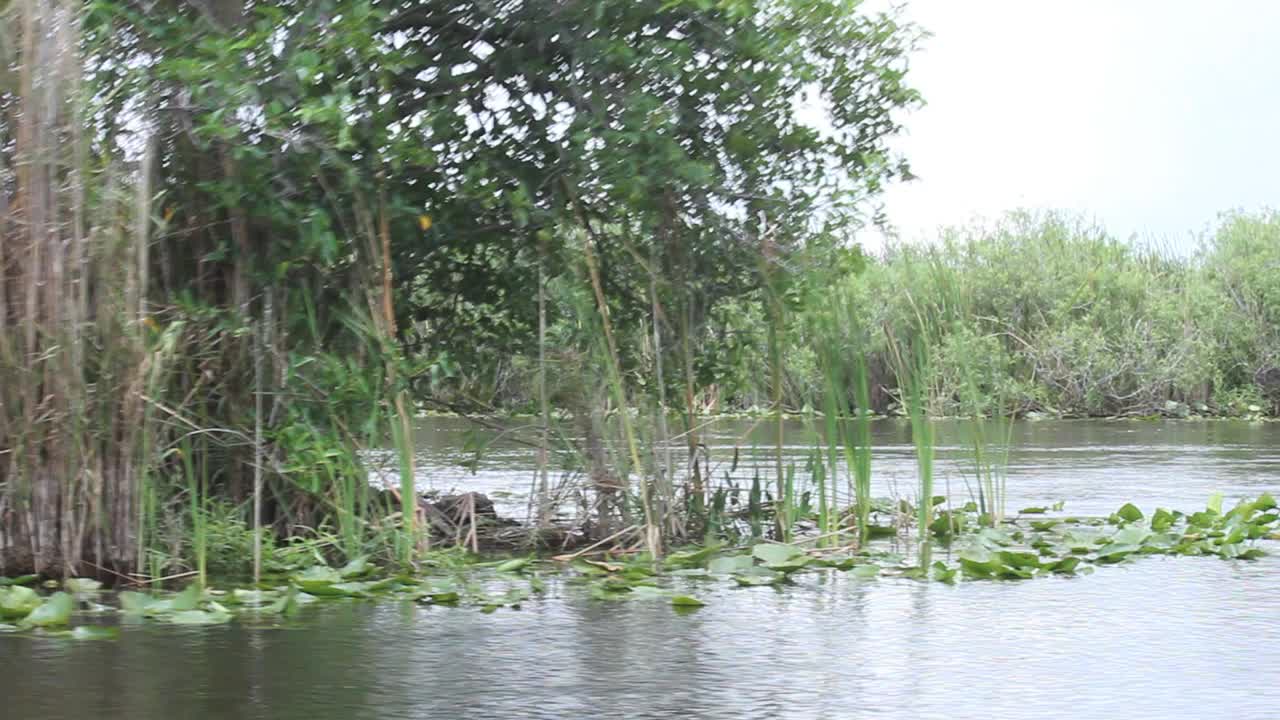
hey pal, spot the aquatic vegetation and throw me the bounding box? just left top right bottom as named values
left=0, top=492, right=1275, bottom=641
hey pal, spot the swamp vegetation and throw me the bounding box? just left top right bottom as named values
left=1, top=0, right=1279, bottom=650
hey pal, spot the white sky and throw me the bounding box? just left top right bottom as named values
left=872, top=0, right=1280, bottom=251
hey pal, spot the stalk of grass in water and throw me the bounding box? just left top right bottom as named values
left=761, top=240, right=789, bottom=542
left=906, top=347, right=935, bottom=569
left=565, top=192, right=659, bottom=555
left=180, top=437, right=206, bottom=587
left=850, top=354, right=873, bottom=545
left=253, top=302, right=266, bottom=584
left=809, top=300, right=842, bottom=547
left=536, top=235, right=552, bottom=529
left=817, top=397, right=837, bottom=546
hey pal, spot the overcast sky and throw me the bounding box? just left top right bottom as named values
left=870, top=0, right=1280, bottom=251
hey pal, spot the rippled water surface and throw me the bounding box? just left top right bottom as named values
left=5, top=419, right=1280, bottom=720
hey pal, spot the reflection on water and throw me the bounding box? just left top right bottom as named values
left=5, top=419, right=1280, bottom=720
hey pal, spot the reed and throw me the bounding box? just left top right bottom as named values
left=907, top=362, right=935, bottom=569
left=849, top=356, right=874, bottom=545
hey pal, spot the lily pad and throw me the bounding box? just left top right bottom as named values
left=231, top=589, right=278, bottom=605
left=263, top=587, right=301, bottom=617
left=170, top=584, right=202, bottom=612
left=64, top=578, right=103, bottom=594
left=664, top=544, right=724, bottom=569
left=495, top=557, right=533, bottom=574
left=732, top=568, right=785, bottom=587
left=848, top=564, right=880, bottom=579
left=670, top=595, right=706, bottom=608
left=168, top=610, right=233, bottom=625
left=338, top=556, right=370, bottom=579
left=118, top=591, right=155, bottom=615
left=707, top=555, right=755, bottom=575
left=752, top=543, right=802, bottom=566
left=0, top=575, right=39, bottom=587
left=1045, top=556, right=1083, bottom=574
left=1150, top=508, right=1177, bottom=531
left=23, top=592, right=73, bottom=627
left=1093, top=543, right=1140, bottom=563
left=0, top=585, right=42, bottom=620
left=930, top=562, right=957, bottom=584
left=1113, top=503, right=1144, bottom=523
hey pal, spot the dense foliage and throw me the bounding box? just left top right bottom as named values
left=2, top=0, right=921, bottom=576
left=799, top=211, right=1280, bottom=418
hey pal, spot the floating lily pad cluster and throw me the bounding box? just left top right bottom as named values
left=0, top=577, right=118, bottom=639
left=947, top=493, right=1279, bottom=581
left=0, top=494, right=1275, bottom=638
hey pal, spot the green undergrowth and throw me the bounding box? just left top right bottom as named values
left=1, top=493, right=1276, bottom=638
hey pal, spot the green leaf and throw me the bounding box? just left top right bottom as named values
left=732, top=568, right=785, bottom=586
left=663, top=543, right=724, bottom=569
left=818, top=556, right=859, bottom=571
left=293, top=566, right=342, bottom=584
left=23, top=592, right=74, bottom=627
left=930, top=561, right=957, bottom=584
left=495, top=557, right=532, bottom=573
left=0, top=575, right=39, bottom=587
left=569, top=559, right=608, bottom=576
left=263, top=587, right=300, bottom=617
left=167, top=610, right=232, bottom=625
left=170, top=583, right=202, bottom=612
left=1046, top=556, right=1082, bottom=574
left=1019, top=507, right=1048, bottom=514
left=767, top=556, right=813, bottom=573
left=1094, top=544, right=1140, bottom=563
left=1113, top=503, right=1144, bottom=523
left=1207, top=493, right=1224, bottom=515
left=230, top=589, right=278, bottom=605
left=1110, top=525, right=1152, bottom=546
left=751, top=543, right=802, bottom=565
left=707, top=555, right=755, bottom=575
left=338, top=556, right=370, bottom=579
left=0, top=586, right=42, bottom=619
left=848, top=564, right=880, bottom=579
left=670, top=595, right=706, bottom=608
left=1150, top=508, right=1176, bottom=531
left=64, top=578, right=103, bottom=594
left=118, top=591, right=155, bottom=615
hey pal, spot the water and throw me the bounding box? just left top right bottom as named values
left=398, top=416, right=1280, bottom=519
left=5, top=419, right=1280, bottom=720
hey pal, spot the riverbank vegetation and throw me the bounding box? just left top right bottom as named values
left=2, top=0, right=1277, bottom=585
left=445, top=210, right=1280, bottom=420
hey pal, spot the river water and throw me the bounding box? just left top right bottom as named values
left=4, top=419, right=1280, bottom=719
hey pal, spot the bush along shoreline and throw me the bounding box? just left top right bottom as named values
left=434, top=211, right=1280, bottom=421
